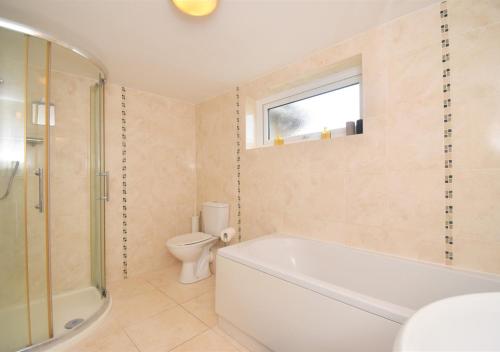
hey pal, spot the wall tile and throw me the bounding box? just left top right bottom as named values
left=452, top=236, right=500, bottom=273
left=454, top=169, right=500, bottom=242
left=451, top=22, right=500, bottom=98
left=385, top=169, right=443, bottom=235
left=105, top=84, right=196, bottom=280
left=384, top=4, right=440, bottom=56
left=453, top=94, right=500, bottom=169
left=385, top=105, right=442, bottom=172
left=344, top=124, right=386, bottom=174
left=345, top=172, right=387, bottom=227
left=448, top=0, right=500, bottom=36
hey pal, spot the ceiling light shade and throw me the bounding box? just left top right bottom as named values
left=172, top=0, right=218, bottom=16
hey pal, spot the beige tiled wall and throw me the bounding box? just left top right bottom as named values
left=195, top=1, right=500, bottom=274
left=105, top=84, right=197, bottom=283
left=196, top=93, right=238, bottom=230
left=449, top=0, right=500, bottom=272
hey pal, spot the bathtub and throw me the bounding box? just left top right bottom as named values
left=215, top=234, right=500, bottom=352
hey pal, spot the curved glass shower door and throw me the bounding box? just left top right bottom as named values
left=0, top=27, right=32, bottom=352
left=0, top=28, right=51, bottom=351
left=0, top=23, right=108, bottom=352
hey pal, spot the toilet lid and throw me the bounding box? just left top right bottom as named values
left=167, top=232, right=215, bottom=246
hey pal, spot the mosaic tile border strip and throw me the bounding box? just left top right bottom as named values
left=236, top=86, right=242, bottom=241
left=121, top=86, right=129, bottom=278
left=440, top=1, right=453, bottom=264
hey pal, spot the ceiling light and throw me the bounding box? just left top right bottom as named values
left=172, top=0, right=218, bottom=17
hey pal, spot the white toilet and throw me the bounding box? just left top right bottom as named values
left=166, top=202, right=228, bottom=284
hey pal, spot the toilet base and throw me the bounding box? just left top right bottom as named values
left=180, top=261, right=211, bottom=284
left=179, top=244, right=212, bottom=284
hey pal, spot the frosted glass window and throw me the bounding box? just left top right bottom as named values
left=257, top=69, right=362, bottom=146
left=268, top=83, right=360, bottom=141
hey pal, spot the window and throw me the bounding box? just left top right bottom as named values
left=254, top=67, right=362, bottom=147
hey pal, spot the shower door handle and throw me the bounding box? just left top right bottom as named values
left=104, top=171, right=109, bottom=202
left=34, top=168, right=43, bottom=213
left=98, top=171, right=109, bottom=202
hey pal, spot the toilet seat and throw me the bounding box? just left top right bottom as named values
left=167, top=232, right=216, bottom=247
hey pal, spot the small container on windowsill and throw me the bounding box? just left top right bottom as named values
left=346, top=121, right=356, bottom=136
left=320, top=127, right=331, bottom=140
left=274, top=135, right=284, bottom=146
left=356, top=119, right=363, bottom=134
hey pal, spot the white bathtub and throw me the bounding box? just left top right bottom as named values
left=215, top=234, right=500, bottom=352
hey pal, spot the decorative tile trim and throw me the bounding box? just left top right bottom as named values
left=441, top=1, right=453, bottom=264
left=236, top=86, right=242, bottom=241
left=121, top=86, right=128, bottom=278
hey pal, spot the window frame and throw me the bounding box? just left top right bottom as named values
left=256, top=67, right=362, bottom=146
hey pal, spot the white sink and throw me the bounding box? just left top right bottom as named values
left=394, top=292, right=500, bottom=351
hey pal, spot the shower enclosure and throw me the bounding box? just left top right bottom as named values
left=0, top=23, right=108, bottom=351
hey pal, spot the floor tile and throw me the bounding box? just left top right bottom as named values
left=148, top=274, right=215, bottom=304
left=57, top=266, right=228, bottom=352
left=182, top=291, right=217, bottom=327
left=71, top=329, right=139, bottom=352
left=170, top=329, right=239, bottom=351
left=79, top=315, right=123, bottom=341
left=110, top=288, right=177, bottom=328
left=212, top=326, right=252, bottom=352
left=107, top=277, right=157, bottom=300
left=124, top=306, right=208, bottom=352
left=137, top=264, right=182, bottom=282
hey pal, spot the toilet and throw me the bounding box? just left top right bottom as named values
left=166, top=202, right=228, bottom=283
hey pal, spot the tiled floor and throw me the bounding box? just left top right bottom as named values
left=63, top=264, right=248, bottom=352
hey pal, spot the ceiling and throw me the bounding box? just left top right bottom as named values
left=0, top=0, right=437, bottom=103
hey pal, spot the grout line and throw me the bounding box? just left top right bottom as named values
left=178, top=296, right=213, bottom=328
left=122, top=303, right=211, bottom=352
left=108, top=285, right=163, bottom=304
left=175, top=287, right=214, bottom=305
left=164, top=325, right=211, bottom=352
left=121, top=328, right=142, bottom=352
left=118, top=304, right=184, bottom=349
left=137, top=303, right=212, bottom=352
left=141, top=285, right=180, bottom=302
left=116, top=298, right=180, bottom=331
left=61, top=279, right=215, bottom=351
left=212, top=325, right=250, bottom=352
left=147, top=280, right=215, bottom=305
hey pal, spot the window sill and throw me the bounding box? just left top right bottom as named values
left=246, top=129, right=364, bottom=150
